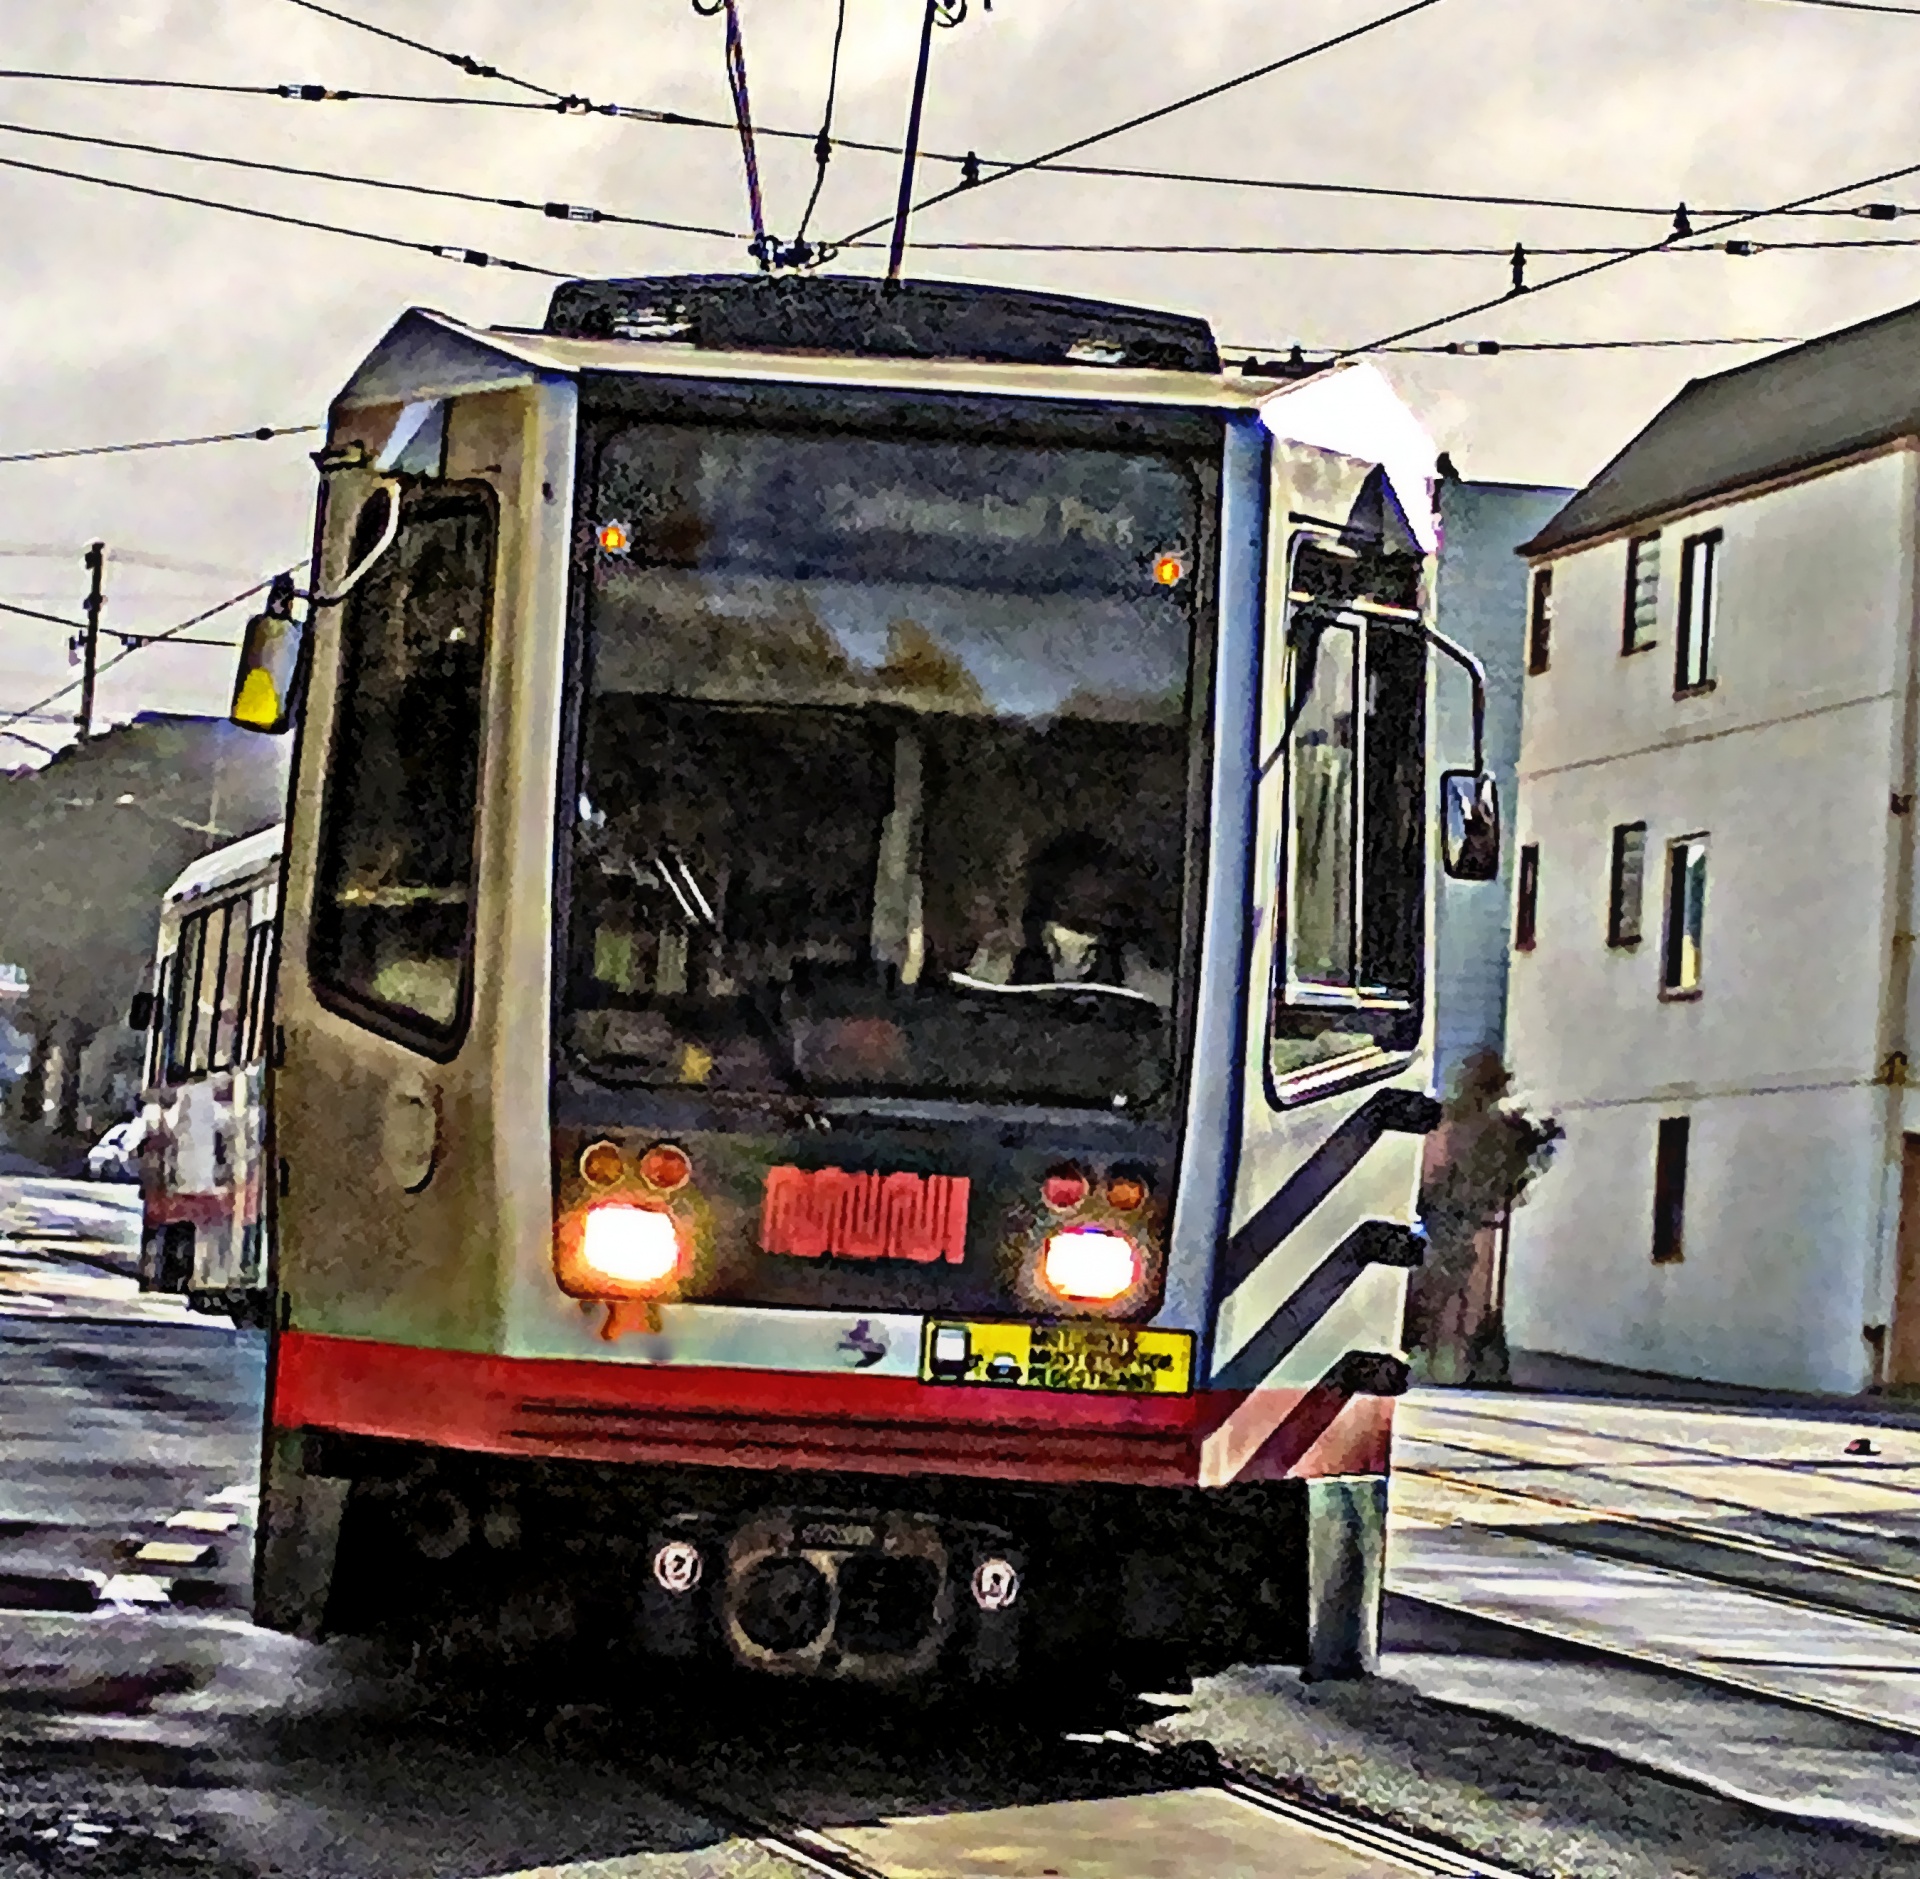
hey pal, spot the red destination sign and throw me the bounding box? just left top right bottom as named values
left=760, top=1166, right=970, bottom=1264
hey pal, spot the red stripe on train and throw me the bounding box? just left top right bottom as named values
left=271, top=1332, right=1394, bottom=1488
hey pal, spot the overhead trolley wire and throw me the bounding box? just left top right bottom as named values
left=1337, top=148, right=1920, bottom=357
left=0, top=117, right=744, bottom=241
left=0, top=149, right=569, bottom=274
left=0, top=423, right=318, bottom=465
left=0, top=64, right=1909, bottom=228
left=829, top=0, right=1453, bottom=252
left=1752, top=0, right=1920, bottom=16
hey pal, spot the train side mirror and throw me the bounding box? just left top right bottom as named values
left=230, top=573, right=304, bottom=735
left=1440, top=770, right=1501, bottom=881
left=128, top=990, right=155, bottom=1032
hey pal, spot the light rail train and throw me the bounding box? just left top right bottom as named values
left=226, top=274, right=1498, bottom=1690
left=131, top=824, right=282, bottom=1326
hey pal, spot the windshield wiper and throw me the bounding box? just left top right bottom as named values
left=947, top=971, right=1163, bottom=1007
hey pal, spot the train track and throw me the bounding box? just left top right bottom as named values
left=1395, top=1461, right=1920, bottom=1742
left=655, top=1733, right=1541, bottom=1879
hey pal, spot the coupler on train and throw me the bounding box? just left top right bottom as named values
left=257, top=1434, right=1388, bottom=1691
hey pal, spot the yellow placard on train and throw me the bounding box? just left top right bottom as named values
left=920, top=1319, right=1193, bottom=1395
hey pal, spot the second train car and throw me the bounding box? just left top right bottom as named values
left=233, top=274, right=1498, bottom=1689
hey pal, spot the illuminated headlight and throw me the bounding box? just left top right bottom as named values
left=580, top=1201, right=682, bottom=1289
left=1039, top=1227, right=1140, bottom=1303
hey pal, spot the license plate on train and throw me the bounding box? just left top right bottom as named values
left=920, top=1320, right=1193, bottom=1395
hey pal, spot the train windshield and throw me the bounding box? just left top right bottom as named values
left=563, top=420, right=1204, bottom=1110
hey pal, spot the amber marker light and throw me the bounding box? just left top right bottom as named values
left=1039, top=1226, right=1140, bottom=1303
left=1105, top=1172, right=1149, bottom=1213
left=579, top=1140, right=625, bottom=1187
left=637, top=1142, right=692, bottom=1192
left=597, top=520, right=631, bottom=554
left=579, top=1200, right=682, bottom=1291
left=1152, top=552, right=1186, bottom=586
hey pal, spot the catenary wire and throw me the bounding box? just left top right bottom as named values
left=0, top=424, right=318, bottom=465
left=1753, top=0, right=1920, bottom=15
left=0, top=65, right=1906, bottom=225
left=1337, top=149, right=1920, bottom=356
left=0, top=117, right=744, bottom=241
left=276, top=0, right=574, bottom=100
left=865, top=235, right=1920, bottom=254
left=0, top=150, right=568, bottom=274
left=1227, top=334, right=1803, bottom=360
left=830, top=0, right=1453, bottom=251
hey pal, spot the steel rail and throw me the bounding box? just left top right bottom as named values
left=1397, top=1577, right=1920, bottom=1743
left=662, top=1736, right=1546, bottom=1879
left=1400, top=1460, right=1920, bottom=1602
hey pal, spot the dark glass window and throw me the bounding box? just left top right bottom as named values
left=161, top=899, right=252, bottom=1079
left=1514, top=843, right=1540, bottom=951
left=1623, top=532, right=1660, bottom=653
left=566, top=423, right=1202, bottom=1110
left=1269, top=534, right=1426, bottom=1088
left=1652, top=1115, right=1690, bottom=1263
left=311, top=484, right=495, bottom=1050
left=1676, top=530, right=1720, bottom=693
left=1527, top=567, right=1553, bottom=675
left=1607, top=822, right=1647, bottom=948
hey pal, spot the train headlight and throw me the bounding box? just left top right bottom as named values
left=1039, top=1227, right=1139, bottom=1303
left=579, top=1201, right=682, bottom=1290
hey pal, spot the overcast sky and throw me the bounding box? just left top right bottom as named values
left=2, top=0, right=1916, bottom=750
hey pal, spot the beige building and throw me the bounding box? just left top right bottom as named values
left=1506, top=301, right=1920, bottom=1394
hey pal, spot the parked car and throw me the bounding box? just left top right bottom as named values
left=86, top=1117, right=145, bottom=1184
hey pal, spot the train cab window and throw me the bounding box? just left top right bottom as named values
left=311, top=484, right=495, bottom=1051
left=1269, top=535, right=1425, bottom=1092
left=564, top=420, right=1204, bottom=1110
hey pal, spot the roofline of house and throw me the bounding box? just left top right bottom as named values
left=1516, top=432, right=1919, bottom=565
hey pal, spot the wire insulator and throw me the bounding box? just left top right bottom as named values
left=1672, top=200, right=1694, bottom=239
left=1508, top=243, right=1527, bottom=294
left=1861, top=201, right=1902, bottom=219
left=434, top=246, right=491, bottom=265
left=544, top=202, right=603, bottom=221
left=961, top=150, right=982, bottom=186
left=1726, top=239, right=1756, bottom=255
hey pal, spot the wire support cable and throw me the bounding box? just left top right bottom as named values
left=1753, top=0, right=1920, bottom=15
left=0, top=117, right=743, bottom=241
left=1337, top=148, right=1920, bottom=357
left=0, top=423, right=317, bottom=465
left=0, top=571, right=290, bottom=746
left=1230, top=335, right=1804, bottom=369
left=790, top=0, right=849, bottom=259
left=0, top=150, right=568, bottom=274
left=829, top=0, right=1453, bottom=252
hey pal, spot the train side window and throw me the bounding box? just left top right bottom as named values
left=167, top=909, right=208, bottom=1082
left=209, top=902, right=250, bottom=1070
left=1269, top=537, right=1425, bottom=1092
left=310, top=484, right=495, bottom=1052
left=239, top=923, right=274, bottom=1063
left=146, top=953, right=175, bottom=1086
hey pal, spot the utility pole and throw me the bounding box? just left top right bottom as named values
left=76, top=540, right=104, bottom=742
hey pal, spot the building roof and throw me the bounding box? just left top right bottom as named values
left=1523, top=295, right=1920, bottom=558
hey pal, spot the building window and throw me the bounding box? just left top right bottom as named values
left=1652, top=1115, right=1690, bottom=1263
left=1514, top=842, right=1540, bottom=951
left=1661, top=834, right=1708, bottom=994
left=1623, top=532, right=1660, bottom=653
left=1675, top=529, right=1720, bottom=693
left=1527, top=566, right=1554, bottom=674
left=1607, top=822, right=1647, bottom=947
